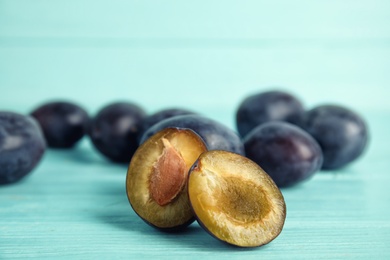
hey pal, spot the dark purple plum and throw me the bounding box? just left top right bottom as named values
left=89, top=102, right=146, bottom=163
left=244, top=121, right=323, bottom=187
left=236, top=90, right=304, bottom=137
left=30, top=101, right=89, bottom=148
left=301, top=105, right=369, bottom=170
left=0, top=112, right=46, bottom=185
left=137, top=108, right=196, bottom=143
left=140, top=115, right=245, bottom=155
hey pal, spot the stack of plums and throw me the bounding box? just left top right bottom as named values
left=0, top=89, right=369, bottom=248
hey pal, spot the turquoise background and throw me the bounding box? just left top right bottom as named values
left=1, top=1, right=390, bottom=259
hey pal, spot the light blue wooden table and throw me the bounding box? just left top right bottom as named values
left=1, top=1, right=390, bottom=259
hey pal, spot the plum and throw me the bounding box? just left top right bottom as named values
left=140, top=115, right=244, bottom=155
left=188, top=150, right=286, bottom=247
left=236, top=90, right=304, bottom=137
left=0, top=112, right=46, bottom=184
left=137, top=108, right=196, bottom=143
left=126, top=128, right=207, bottom=230
left=88, top=102, right=146, bottom=163
left=244, top=122, right=323, bottom=187
left=30, top=101, right=89, bottom=148
left=301, top=105, right=369, bottom=170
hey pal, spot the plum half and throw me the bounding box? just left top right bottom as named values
left=188, top=150, right=286, bottom=247
left=126, top=128, right=207, bottom=230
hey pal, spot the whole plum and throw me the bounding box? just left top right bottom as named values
left=0, top=112, right=46, bottom=184
left=244, top=121, right=323, bottom=187
left=140, top=115, right=245, bottom=155
left=30, top=101, right=89, bottom=148
left=137, top=108, right=196, bottom=143
left=301, top=105, right=369, bottom=170
left=236, top=90, right=304, bottom=137
left=88, top=102, right=146, bottom=163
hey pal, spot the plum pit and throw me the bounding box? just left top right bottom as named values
left=150, top=138, right=187, bottom=206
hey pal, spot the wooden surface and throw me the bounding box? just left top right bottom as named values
left=1, top=1, right=390, bottom=259
left=1, top=112, right=389, bottom=259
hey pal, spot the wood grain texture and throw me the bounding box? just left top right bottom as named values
left=1, top=0, right=390, bottom=115
left=1, top=112, right=389, bottom=259
left=1, top=0, right=390, bottom=38
left=1, top=1, right=390, bottom=259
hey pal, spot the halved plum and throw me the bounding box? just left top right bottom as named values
left=188, top=150, right=286, bottom=247
left=126, top=128, right=208, bottom=230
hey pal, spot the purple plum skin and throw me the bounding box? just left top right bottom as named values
left=88, top=102, right=146, bottom=163
left=301, top=105, right=369, bottom=170
left=0, top=112, right=46, bottom=185
left=236, top=90, right=304, bottom=138
left=137, top=108, right=196, bottom=144
left=244, top=121, right=323, bottom=187
left=140, top=115, right=245, bottom=156
left=30, top=101, right=89, bottom=148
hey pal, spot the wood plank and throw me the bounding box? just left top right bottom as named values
left=0, top=47, right=389, bottom=118
left=1, top=111, right=389, bottom=259
left=1, top=0, right=390, bottom=38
